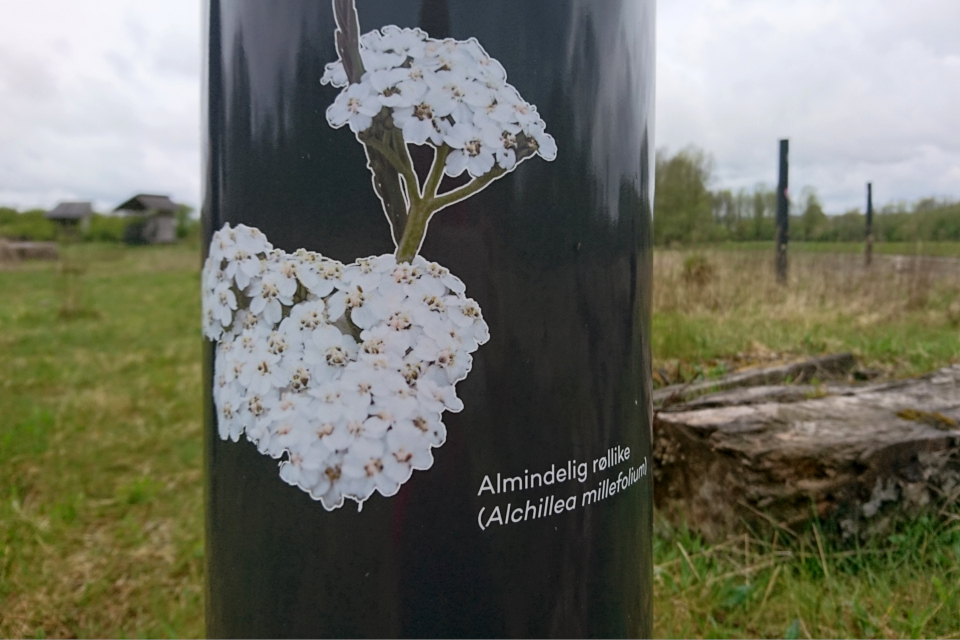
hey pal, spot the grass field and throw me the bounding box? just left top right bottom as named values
left=0, top=242, right=958, bottom=637
left=654, top=515, right=960, bottom=639
left=653, top=248, right=960, bottom=384
left=0, top=244, right=204, bottom=637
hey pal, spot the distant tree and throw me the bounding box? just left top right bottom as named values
left=798, top=187, right=827, bottom=241
left=750, top=184, right=776, bottom=241
left=828, top=208, right=865, bottom=242
left=175, top=204, right=197, bottom=239
left=648, top=142, right=960, bottom=246
left=83, top=214, right=130, bottom=243
left=914, top=197, right=942, bottom=213
left=729, top=188, right=755, bottom=239
left=0, top=209, right=57, bottom=241
left=654, top=146, right=715, bottom=245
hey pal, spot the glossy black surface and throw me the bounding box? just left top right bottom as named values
left=203, top=1, right=655, bottom=636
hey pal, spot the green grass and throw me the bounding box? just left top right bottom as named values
left=1, top=242, right=958, bottom=637
left=654, top=515, right=960, bottom=638
left=0, top=243, right=204, bottom=637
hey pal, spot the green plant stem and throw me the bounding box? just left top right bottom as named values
left=394, top=166, right=506, bottom=263
left=363, top=137, right=421, bottom=206
left=423, top=145, right=451, bottom=199
left=430, top=167, right=504, bottom=211
left=395, top=201, right=433, bottom=263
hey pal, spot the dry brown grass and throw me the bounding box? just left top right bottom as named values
left=656, top=250, right=959, bottom=320
left=652, top=249, right=960, bottom=382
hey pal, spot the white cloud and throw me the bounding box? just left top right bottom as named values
left=657, top=0, right=960, bottom=212
left=0, top=0, right=200, bottom=211
left=0, top=1, right=956, bottom=215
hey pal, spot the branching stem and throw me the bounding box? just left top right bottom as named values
left=394, top=163, right=506, bottom=263
left=423, top=145, right=451, bottom=199
left=362, top=137, right=421, bottom=206
left=361, top=128, right=507, bottom=262
left=431, top=167, right=504, bottom=211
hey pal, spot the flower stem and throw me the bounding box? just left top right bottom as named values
left=362, top=136, right=421, bottom=206
left=395, top=201, right=433, bottom=263
left=333, top=0, right=364, bottom=83
left=431, top=167, right=504, bottom=211
left=394, top=166, right=506, bottom=263
left=423, top=145, right=451, bottom=199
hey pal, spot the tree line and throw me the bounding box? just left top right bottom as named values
left=654, top=147, right=960, bottom=245
left=0, top=206, right=198, bottom=243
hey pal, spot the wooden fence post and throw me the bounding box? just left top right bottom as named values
left=865, top=182, right=874, bottom=266
left=776, top=139, right=789, bottom=284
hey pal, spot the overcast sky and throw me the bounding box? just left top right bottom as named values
left=659, top=0, right=960, bottom=212
left=0, top=0, right=200, bottom=212
left=0, top=1, right=957, bottom=214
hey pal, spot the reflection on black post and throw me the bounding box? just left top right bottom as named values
left=202, top=0, right=655, bottom=636
left=865, top=182, right=873, bottom=267
left=775, top=139, right=789, bottom=284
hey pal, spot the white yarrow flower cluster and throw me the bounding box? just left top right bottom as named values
left=322, top=26, right=557, bottom=178
left=202, top=224, right=489, bottom=510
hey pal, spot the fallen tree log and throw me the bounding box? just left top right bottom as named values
left=653, top=352, right=856, bottom=408
left=654, top=365, right=960, bottom=541
left=4, top=241, right=59, bottom=261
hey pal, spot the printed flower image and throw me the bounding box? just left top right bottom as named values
left=203, top=225, right=487, bottom=510
left=321, top=0, right=556, bottom=260
left=201, top=0, right=555, bottom=510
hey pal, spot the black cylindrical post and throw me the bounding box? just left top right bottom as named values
left=865, top=182, right=874, bottom=266
left=202, top=1, right=655, bottom=637
left=776, top=139, right=789, bottom=283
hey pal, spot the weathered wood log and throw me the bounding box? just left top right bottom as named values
left=6, top=241, right=59, bottom=261
left=653, top=352, right=856, bottom=408
left=0, top=238, right=18, bottom=264
left=654, top=365, right=960, bottom=541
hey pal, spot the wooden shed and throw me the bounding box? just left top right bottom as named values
left=114, top=194, right=179, bottom=244
left=46, top=202, right=93, bottom=232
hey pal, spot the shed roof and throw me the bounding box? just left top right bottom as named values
left=46, top=202, right=93, bottom=220
left=114, top=194, right=179, bottom=213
